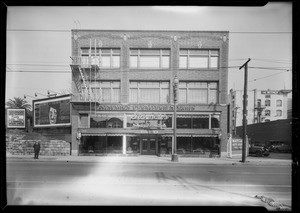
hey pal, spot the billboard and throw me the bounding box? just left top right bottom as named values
left=7, top=109, right=26, bottom=128
left=33, top=95, right=71, bottom=127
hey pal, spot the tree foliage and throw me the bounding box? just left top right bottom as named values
left=6, top=97, right=32, bottom=111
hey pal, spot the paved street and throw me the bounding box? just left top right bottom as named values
left=6, top=156, right=292, bottom=210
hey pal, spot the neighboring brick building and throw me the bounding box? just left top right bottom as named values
left=70, top=30, right=229, bottom=157
left=229, top=89, right=292, bottom=135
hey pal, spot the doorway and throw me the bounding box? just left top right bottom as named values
left=141, top=136, right=157, bottom=155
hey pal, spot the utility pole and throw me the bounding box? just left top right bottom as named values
left=239, top=58, right=251, bottom=163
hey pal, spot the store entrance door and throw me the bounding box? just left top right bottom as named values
left=141, top=136, right=157, bottom=155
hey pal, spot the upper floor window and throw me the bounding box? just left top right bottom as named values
left=130, top=49, right=170, bottom=69
left=81, top=81, right=120, bottom=103
left=265, top=99, right=271, bottom=107
left=265, top=110, right=271, bottom=116
left=81, top=48, right=120, bottom=68
left=179, top=82, right=218, bottom=104
left=265, top=95, right=271, bottom=98
left=276, top=99, right=282, bottom=107
left=129, top=81, right=170, bottom=104
left=179, top=49, right=219, bottom=69
left=276, top=110, right=282, bottom=116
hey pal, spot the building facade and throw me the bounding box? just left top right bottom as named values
left=229, top=89, right=292, bottom=135
left=70, top=30, right=229, bottom=157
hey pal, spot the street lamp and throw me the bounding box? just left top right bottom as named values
left=172, top=75, right=179, bottom=162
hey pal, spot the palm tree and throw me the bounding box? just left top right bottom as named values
left=6, top=97, right=32, bottom=111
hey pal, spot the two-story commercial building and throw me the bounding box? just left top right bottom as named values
left=70, top=30, right=229, bottom=157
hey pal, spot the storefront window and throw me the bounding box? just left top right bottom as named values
left=90, top=114, right=124, bottom=128
left=158, top=136, right=172, bottom=154
left=177, top=115, right=211, bottom=129
left=192, top=116, right=209, bottom=129
left=106, top=136, right=122, bottom=153
left=211, top=115, right=220, bottom=128
left=126, top=113, right=172, bottom=129
left=126, top=136, right=140, bottom=154
left=177, top=137, right=192, bottom=154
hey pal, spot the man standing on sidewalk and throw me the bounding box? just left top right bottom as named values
left=33, top=141, right=41, bottom=159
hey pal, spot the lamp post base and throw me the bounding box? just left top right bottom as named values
left=171, top=154, right=179, bottom=162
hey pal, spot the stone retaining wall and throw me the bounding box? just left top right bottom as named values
left=6, top=134, right=70, bottom=156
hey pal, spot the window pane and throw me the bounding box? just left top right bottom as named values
left=210, top=50, right=219, bottom=55
left=160, top=82, right=170, bottom=88
left=180, top=50, right=188, bottom=55
left=81, top=48, right=89, bottom=54
left=210, top=56, right=218, bottom=68
left=276, top=110, right=282, bottom=116
left=101, top=81, right=111, bottom=87
left=81, top=56, right=89, bottom=66
left=140, top=56, right=160, bottom=68
left=91, top=56, right=100, bottom=66
left=179, top=89, right=187, bottom=103
left=162, top=56, right=170, bottom=68
left=101, top=49, right=111, bottom=54
left=111, top=89, right=120, bottom=102
left=102, top=88, right=111, bottom=102
left=211, top=115, right=220, bottom=128
left=130, top=56, right=138, bottom=68
left=129, top=89, right=138, bottom=103
left=112, top=56, right=120, bottom=68
left=130, top=81, right=138, bottom=88
left=193, top=117, right=209, bottom=129
left=161, top=89, right=169, bottom=103
left=162, top=49, right=170, bottom=55
left=209, top=89, right=218, bottom=104
left=179, top=56, right=188, bottom=68
left=276, top=100, right=282, bottom=106
left=112, top=49, right=120, bottom=54
left=101, top=56, right=110, bottom=67
left=190, top=50, right=208, bottom=55
left=130, top=49, right=138, bottom=55
left=140, top=89, right=160, bottom=103
left=209, top=82, right=218, bottom=88
left=140, top=49, right=160, bottom=55
left=188, top=89, right=207, bottom=103
left=190, top=57, right=208, bottom=68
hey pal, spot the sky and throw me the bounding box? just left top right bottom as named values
left=5, top=3, right=293, bottom=105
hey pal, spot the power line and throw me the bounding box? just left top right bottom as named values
left=7, top=29, right=292, bottom=34
left=248, top=70, right=290, bottom=83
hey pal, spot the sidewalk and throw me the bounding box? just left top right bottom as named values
left=6, top=153, right=292, bottom=166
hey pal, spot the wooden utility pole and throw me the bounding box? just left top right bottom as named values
left=239, top=58, right=251, bottom=163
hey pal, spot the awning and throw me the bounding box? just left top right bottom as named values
left=82, top=133, right=106, bottom=136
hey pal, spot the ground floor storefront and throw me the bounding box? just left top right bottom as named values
left=78, top=134, right=220, bottom=157
left=71, top=103, right=228, bottom=157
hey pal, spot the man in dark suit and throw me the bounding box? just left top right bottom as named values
left=33, top=142, right=41, bottom=159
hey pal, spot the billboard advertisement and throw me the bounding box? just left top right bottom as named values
left=7, top=109, right=26, bottom=128
left=33, top=95, right=71, bottom=127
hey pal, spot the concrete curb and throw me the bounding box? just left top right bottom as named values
left=6, top=154, right=292, bottom=166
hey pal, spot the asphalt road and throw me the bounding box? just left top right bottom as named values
left=6, top=160, right=291, bottom=209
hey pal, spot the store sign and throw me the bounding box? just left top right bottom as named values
left=33, top=95, right=71, bottom=127
left=130, top=113, right=169, bottom=130
left=97, top=104, right=195, bottom=112
left=232, top=138, right=243, bottom=150
left=261, top=90, right=279, bottom=95
left=7, top=109, right=26, bottom=128
left=131, top=113, right=168, bottom=120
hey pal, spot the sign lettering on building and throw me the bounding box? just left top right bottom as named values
left=261, top=90, right=279, bottom=95
left=97, top=104, right=195, bottom=112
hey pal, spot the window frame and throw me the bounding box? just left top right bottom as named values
left=129, top=49, right=170, bottom=69
left=80, top=48, right=121, bottom=69
left=179, top=49, right=219, bottom=69
left=178, top=81, right=219, bottom=104
left=129, top=81, right=170, bottom=104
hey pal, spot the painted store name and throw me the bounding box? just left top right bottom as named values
left=97, top=104, right=195, bottom=111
